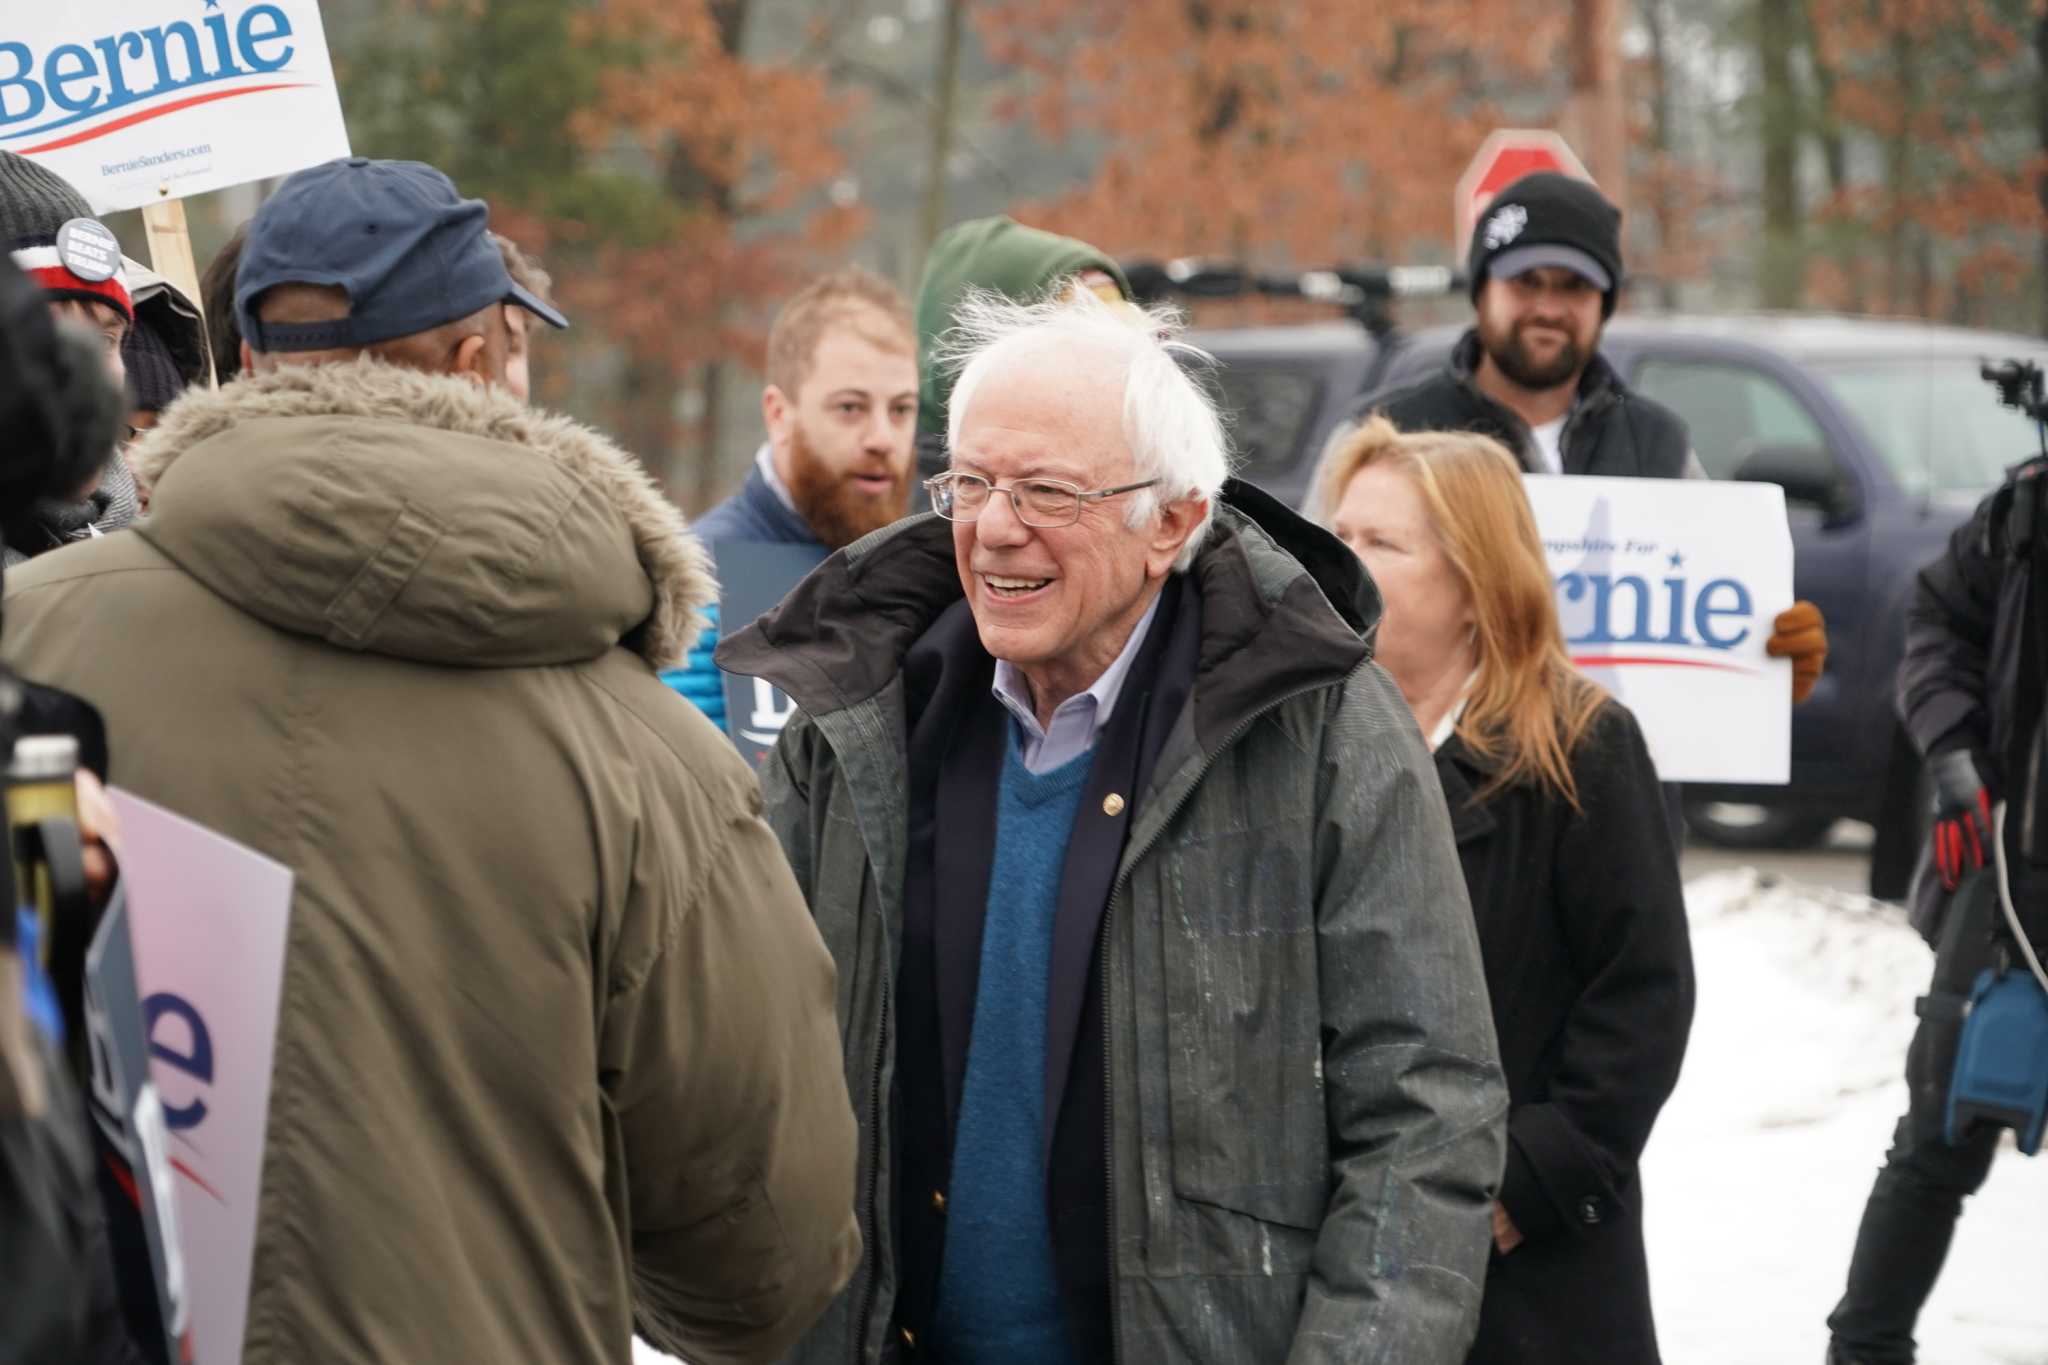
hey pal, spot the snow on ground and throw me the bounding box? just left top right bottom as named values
left=640, top=865, right=2046, bottom=1365
left=1648, top=868, right=2046, bottom=1364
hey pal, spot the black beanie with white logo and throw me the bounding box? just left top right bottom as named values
left=1466, top=172, right=1623, bottom=318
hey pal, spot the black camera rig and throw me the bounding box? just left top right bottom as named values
left=1982, top=357, right=2048, bottom=426
left=1120, top=258, right=1463, bottom=341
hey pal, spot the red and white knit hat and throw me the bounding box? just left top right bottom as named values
left=0, top=150, right=132, bottom=323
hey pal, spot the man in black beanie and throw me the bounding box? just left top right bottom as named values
left=0, top=151, right=141, bottom=557
left=1342, top=171, right=1682, bottom=477
left=1334, top=170, right=1830, bottom=704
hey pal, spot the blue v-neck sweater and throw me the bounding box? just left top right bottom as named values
left=930, top=734, right=1092, bottom=1364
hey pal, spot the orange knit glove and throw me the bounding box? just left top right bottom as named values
left=1767, top=600, right=1827, bottom=704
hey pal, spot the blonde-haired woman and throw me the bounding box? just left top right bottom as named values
left=1315, top=416, right=1696, bottom=1365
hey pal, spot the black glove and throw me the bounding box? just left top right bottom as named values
left=1928, top=748, right=1994, bottom=892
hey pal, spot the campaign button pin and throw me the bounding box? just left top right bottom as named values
left=55, top=218, right=121, bottom=283
left=1102, top=793, right=1125, bottom=817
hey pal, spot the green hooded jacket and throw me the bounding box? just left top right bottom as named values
left=913, top=216, right=1130, bottom=447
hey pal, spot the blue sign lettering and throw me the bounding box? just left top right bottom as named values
left=1556, top=571, right=1755, bottom=651
left=0, top=43, right=46, bottom=123
left=44, top=44, right=100, bottom=113
left=90, top=33, right=146, bottom=105
left=1560, top=573, right=1652, bottom=645
left=0, top=4, right=296, bottom=141
left=238, top=5, right=294, bottom=73
left=1693, top=578, right=1752, bottom=648
left=143, top=991, right=213, bottom=1131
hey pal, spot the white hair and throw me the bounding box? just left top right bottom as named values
left=940, top=287, right=1234, bottom=571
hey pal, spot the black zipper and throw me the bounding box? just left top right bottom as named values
left=850, top=977, right=890, bottom=1363
left=1097, top=904, right=1121, bottom=1365
left=1556, top=388, right=1618, bottom=472
left=1095, top=676, right=1336, bottom=1364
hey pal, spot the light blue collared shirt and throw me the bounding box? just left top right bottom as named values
left=992, top=592, right=1163, bottom=774
left=755, top=442, right=799, bottom=512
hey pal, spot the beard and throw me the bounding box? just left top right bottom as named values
left=1479, top=316, right=1586, bottom=391
left=785, top=422, right=911, bottom=551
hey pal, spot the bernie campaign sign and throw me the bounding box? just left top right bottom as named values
left=84, top=884, right=192, bottom=1364
left=714, top=540, right=829, bottom=768
left=2, top=1, right=350, bottom=214
left=111, top=788, right=294, bottom=1365
left=1522, top=474, right=1795, bottom=785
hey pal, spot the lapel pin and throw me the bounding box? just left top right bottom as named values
left=1102, top=793, right=1125, bottom=817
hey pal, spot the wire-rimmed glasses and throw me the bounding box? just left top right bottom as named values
left=925, top=471, right=1160, bottom=528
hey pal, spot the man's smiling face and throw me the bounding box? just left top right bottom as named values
left=949, top=343, right=1190, bottom=712
left=1475, top=264, right=1603, bottom=392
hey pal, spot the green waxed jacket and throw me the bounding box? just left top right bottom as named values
left=721, top=483, right=1508, bottom=1365
left=3, top=360, right=860, bottom=1365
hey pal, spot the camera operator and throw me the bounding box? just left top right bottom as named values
left=0, top=252, right=139, bottom=1363
left=1825, top=360, right=2048, bottom=1365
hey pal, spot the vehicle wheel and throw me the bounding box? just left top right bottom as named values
left=1682, top=800, right=1837, bottom=850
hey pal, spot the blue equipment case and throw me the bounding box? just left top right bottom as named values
left=1945, top=967, right=2048, bottom=1155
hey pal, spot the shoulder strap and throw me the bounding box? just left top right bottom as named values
left=1999, top=461, right=2048, bottom=931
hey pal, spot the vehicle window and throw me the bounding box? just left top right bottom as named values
left=1631, top=358, right=1830, bottom=480
left=1205, top=363, right=1324, bottom=478
left=1814, top=359, right=2048, bottom=498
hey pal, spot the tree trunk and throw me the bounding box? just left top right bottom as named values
left=1913, top=233, right=1936, bottom=320
left=918, top=0, right=969, bottom=259
left=2037, top=13, right=2048, bottom=336
left=1642, top=0, right=1680, bottom=309
left=1567, top=0, right=1627, bottom=209
left=1758, top=0, right=1803, bottom=307
left=620, top=354, right=679, bottom=503
left=696, top=360, right=725, bottom=515
left=1803, top=0, right=1860, bottom=310
left=657, top=0, right=748, bottom=507
left=1882, top=25, right=1918, bottom=314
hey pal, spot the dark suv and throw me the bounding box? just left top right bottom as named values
left=1192, top=313, right=2048, bottom=890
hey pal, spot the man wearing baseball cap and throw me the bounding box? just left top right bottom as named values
left=4, top=157, right=859, bottom=1365
left=234, top=155, right=569, bottom=380
left=1334, top=170, right=1829, bottom=704
left=0, top=151, right=142, bottom=559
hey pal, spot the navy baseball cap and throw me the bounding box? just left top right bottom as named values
left=236, top=157, right=568, bottom=353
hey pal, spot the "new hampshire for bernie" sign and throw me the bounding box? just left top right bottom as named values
left=1, top=0, right=349, bottom=214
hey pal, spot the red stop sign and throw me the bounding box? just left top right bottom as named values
left=1454, top=130, right=1594, bottom=254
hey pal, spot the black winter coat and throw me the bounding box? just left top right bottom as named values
left=1433, top=701, right=1695, bottom=1365
left=1895, top=460, right=2048, bottom=939
left=1350, top=330, right=1699, bottom=479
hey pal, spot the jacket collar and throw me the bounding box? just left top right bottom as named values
left=128, top=358, right=715, bottom=669
left=1447, top=327, right=1626, bottom=469
left=741, top=457, right=827, bottom=545
left=718, top=477, right=1378, bottom=757
left=1448, top=327, right=1623, bottom=403
left=1432, top=732, right=1501, bottom=846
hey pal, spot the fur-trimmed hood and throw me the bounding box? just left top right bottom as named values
left=130, top=358, right=714, bottom=669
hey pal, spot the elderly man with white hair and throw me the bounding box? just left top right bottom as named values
left=720, top=290, right=1508, bottom=1365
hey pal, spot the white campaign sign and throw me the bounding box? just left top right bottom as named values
left=110, top=789, right=294, bottom=1365
left=1522, top=475, right=1794, bottom=785
left=3, top=1, right=350, bottom=214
